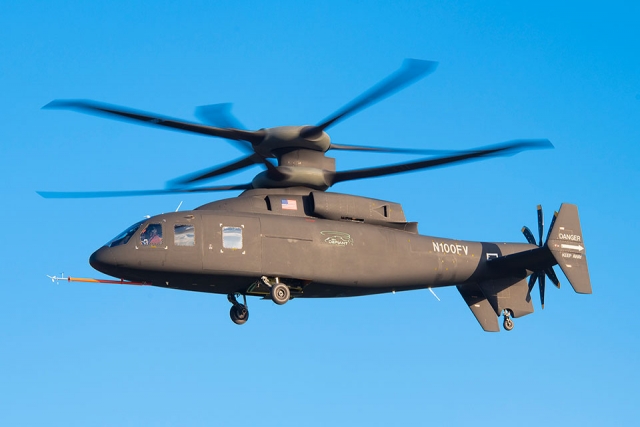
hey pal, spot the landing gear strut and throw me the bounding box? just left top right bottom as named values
left=502, top=309, right=514, bottom=331
left=228, top=293, right=249, bottom=325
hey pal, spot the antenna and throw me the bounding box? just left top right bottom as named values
left=175, top=201, right=183, bottom=212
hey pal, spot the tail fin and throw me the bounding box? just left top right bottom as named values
left=547, top=203, right=592, bottom=294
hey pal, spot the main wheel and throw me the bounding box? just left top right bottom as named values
left=271, top=283, right=290, bottom=305
left=230, top=304, right=249, bottom=325
left=503, top=317, right=514, bottom=331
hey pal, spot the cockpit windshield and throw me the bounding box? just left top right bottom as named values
left=106, top=220, right=145, bottom=247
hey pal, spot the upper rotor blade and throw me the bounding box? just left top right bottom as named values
left=37, top=184, right=252, bottom=199
left=168, top=154, right=264, bottom=187
left=330, top=139, right=553, bottom=185
left=44, top=100, right=265, bottom=145
left=302, top=59, right=438, bottom=137
left=329, top=143, right=456, bottom=155
left=195, top=103, right=246, bottom=130
left=194, top=103, right=253, bottom=153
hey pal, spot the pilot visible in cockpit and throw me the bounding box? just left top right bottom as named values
left=141, top=224, right=163, bottom=246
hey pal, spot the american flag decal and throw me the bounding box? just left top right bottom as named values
left=281, top=199, right=298, bottom=210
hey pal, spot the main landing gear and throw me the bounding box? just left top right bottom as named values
left=502, top=309, right=514, bottom=332
left=262, top=276, right=291, bottom=306
left=227, top=277, right=292, bottom=325
left=228, top=293, right=249, bottom=325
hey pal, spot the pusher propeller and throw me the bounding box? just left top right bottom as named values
left=523, top=205, right=561, bottom=308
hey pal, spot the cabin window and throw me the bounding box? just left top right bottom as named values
left=140, top=223, right=163, bottom=246
left=174, top=224, right=195, bottom=246
left=222, top=226, right=243, bottom=249
left=107, top=220, right=144, bottom=247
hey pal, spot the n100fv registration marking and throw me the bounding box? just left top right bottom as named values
left=432, top=241, right=469, bottom=255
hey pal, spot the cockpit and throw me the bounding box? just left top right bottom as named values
left=105, top=220, right=196, bottom=248
left=107, top=220, right=145, bottom=247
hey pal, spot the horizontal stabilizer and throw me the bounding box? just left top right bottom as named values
left=457, top=284, right=499, bottom=332
left=458, top=277, right=533, bottom=332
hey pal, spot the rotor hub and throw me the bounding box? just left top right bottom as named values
left=256, top=126, right=331, bottom=157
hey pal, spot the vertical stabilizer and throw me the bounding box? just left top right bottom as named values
left=547, top=204, right=592, bottom=294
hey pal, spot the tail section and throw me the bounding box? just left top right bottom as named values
left=461, top=203, right=592, bottom=332
left=547, top=203, right=592, bottom=294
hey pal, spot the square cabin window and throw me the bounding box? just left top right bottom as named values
left=222, top=226, right=243, bottom=249
left=174, top=224, right=195, bottom=247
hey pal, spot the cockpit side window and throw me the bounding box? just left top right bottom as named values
left=174, top=224, right=195, bottom=246
left=222, top=226, right=243, bottom=249
left=107, top=220, right=145, bottom=247
left=140, top=223, right=163, bottom=246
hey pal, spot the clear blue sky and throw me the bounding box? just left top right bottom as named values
left=1, top=1, right=639, bottom=426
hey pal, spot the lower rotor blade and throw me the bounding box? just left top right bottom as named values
left=537, top=205, right=544, bottom=247
left=302, top=59, right=438, bottom=137
left=37, top=184, right=251, bottom=199
left=545, top=267, right=560, bottom=289
left=330, top=139, right=552, bottom=185
left=539, top=273, right=546, bottom=309
left=168, top=154, right=264, bottom=186
left=329, top=143, right=456, bottom=155
left=522, top=226, right=537, bottom=245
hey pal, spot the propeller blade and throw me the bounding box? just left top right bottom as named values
left=522, top=226, right=537, bottom=245
left=37, top=184, right=252, bottom=199
left=44, top=100, right=265, bottom=145
left=329, top=143, right=457, bottom=155
left=168, top=154, right=264, bottom=187
left=537, top=205, right=544, bottom=248
left=526, top=272, right=539, bottom=302
left=301, top=59, right=438, bottom=137
left=330, top=139, right=552, bottom=185
left=539, top=273, right=546, bottom=309
left=545, top=267, right=561, bottom=289
left=545, top=211, right=558, bottom=245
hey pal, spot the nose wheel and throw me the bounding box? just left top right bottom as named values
left=502, top=309, right=514, bottom=331
left=228, top=293, right=249, bottom=325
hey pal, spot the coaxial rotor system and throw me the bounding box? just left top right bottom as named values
left=40, top=59, right=552, bottom=198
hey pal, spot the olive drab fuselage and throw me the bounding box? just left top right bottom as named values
left=90, top=188, right=535, bottom=298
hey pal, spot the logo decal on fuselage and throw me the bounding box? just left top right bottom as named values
left=321, top=231, right=354, bottom=246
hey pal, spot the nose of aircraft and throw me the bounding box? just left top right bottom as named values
left=89, top=246, right=115, bottom=275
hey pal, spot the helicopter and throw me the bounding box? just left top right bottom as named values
left=40, top=59, right=591, bottom=331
